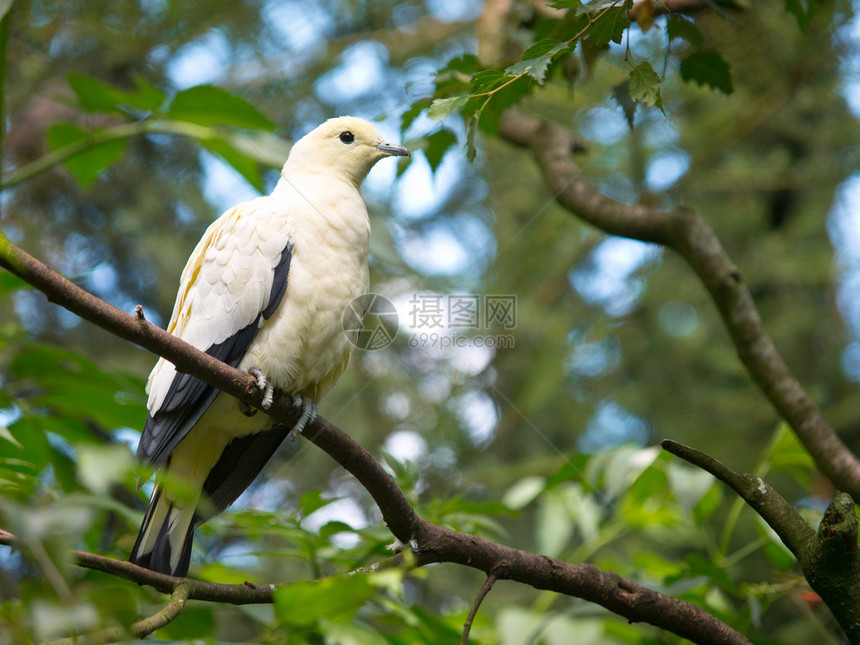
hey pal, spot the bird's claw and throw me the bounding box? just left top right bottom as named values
left=288, top=395, right=317, bottom=441
left=248, top=367, right=275, bottom=410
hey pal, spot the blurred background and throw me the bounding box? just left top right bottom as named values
left=1, top=0, right=860, bottom=642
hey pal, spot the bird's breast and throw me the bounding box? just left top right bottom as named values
left=238, top=194, right=371, bottom=400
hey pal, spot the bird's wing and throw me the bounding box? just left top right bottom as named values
left=137, top=200, right=293, bottom=466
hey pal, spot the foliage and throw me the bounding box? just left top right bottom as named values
left=2, top=0, right=859, bottom=643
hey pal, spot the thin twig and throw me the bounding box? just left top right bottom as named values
left=45, top=583, right=191, bottom=645
left=131, top=582, right=191, bottom=638
left=461, top=574, right=498, bottom=645
left=0, top=530, right=275, bottom=604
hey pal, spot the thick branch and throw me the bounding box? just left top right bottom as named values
left=803, top=492, right=860, bottom=643
left=0, top=234, right=749, bottom=645
left=412, top=522, right=747, bottom=644
left=662, top=441, right=860, bottom=642
left=497, top=110, right=860, bottom=500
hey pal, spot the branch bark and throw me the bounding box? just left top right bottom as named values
left=0, top=231, right=751, bottom=645
left=497, top=110, right=860, bottom=501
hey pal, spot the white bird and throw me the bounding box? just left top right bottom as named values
left=130, top=116, right=408, bottom=576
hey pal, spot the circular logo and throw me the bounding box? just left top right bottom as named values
left=342, top=293, right=398, bottom=350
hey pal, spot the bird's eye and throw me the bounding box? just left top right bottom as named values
left=339, top=131, right=355, bottom=144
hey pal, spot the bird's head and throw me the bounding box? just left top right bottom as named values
left=282, top=116, right=409, bottom=186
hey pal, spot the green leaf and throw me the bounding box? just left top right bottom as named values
left=469, top=70, right=509, bottom=94
left=401, top=98, right=431, bottom=133
left=521, top=38, right=569, bottom=61
left=10, top=341, right=146, bottom=429
left=67, top=75, right=125, bottom=113
left=587, top=446, right=661, bottom=499
left=0, top=271, right=27, bottom=295
left=218, top=129, right=293, bottom=167
left=612, top=80, right=637, bottom=128
left=423, top=129, right=458, bottom=172
left=785, top=0, right=816, bottom=32
left=496, top=607, right=545, bottom=645
left=299, top=489, right=338, bottom=517
left=628, top=61, right=663, bottom=111
left=157, top=604, right=216, bottom=640
left=68, top=73, right=165, bottom=115
left=274, top=575, right=375, bottom=628
left=427, top=95, right=468, bottom=121
left=667, top=15, right=703, bottom=47
left=768, top=422, right=815, bottom=484
left=680, top=50, right=733, bottom=94
left=588, top=6, right=628, bottom=47
left=125, top=73, right=166, bottom=111
left=433, top=56, right=477, bottom=96
left=77, top=444, right=134, bottom=495
left=537, top=487, right=574, bottom=557
left=667, top=463, right=715, bottom=509
left=166, top=84, right=276, bottom=130
left=692, top=483, right=723, bottom=524
left=683, top=553, right=737, bottom=591
left=503, top=475, right=546, bottom=510
left=46, top=123, right=127, bottom=188
left=199, top=138, right=264, bottom=192
left=318, top=520, right=355, bottom=540
left=551, top=0, right=581, bottom=8
left=506, top=39, right=570, bottom=83
left=3, top=418, right=50, bottom=472
left=474, top=74, right=531, bottom=133
left=320, top=619, right=388, bottom=645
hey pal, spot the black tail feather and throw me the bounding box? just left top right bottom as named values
left=130, top=424, right=291, bottom=576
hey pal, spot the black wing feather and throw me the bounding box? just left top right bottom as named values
left=195, top=423, right=293, bottom=523
left=262, top=241, right=293, bottom=320
left=136, top=241, right=294, bottom=466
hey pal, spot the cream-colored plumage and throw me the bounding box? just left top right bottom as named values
left=131, top=117, right=408, bottom=576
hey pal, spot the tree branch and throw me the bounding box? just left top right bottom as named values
left=628, top=0, right=708, bottom=21
left=0, top=119, right=278, bottom=193
left=0, top=530, right=275, bottom=604
left=497, top=110, right=860, bottom=501
left=130, top=582, right=190, bottom=638
left=0, top=230, right=751, bottom=644
left=462, top=573, right=497, bottom=645
left=660, top=440, right=815, bottom=557
left=662, top=440, right=860, bottom=642
left=44, top=583, right=191, bottom=645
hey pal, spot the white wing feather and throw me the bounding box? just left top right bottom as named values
left=146, top=197, right=290, bottom=413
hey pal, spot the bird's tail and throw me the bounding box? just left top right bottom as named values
left=130, top=483, right=197, bottom=577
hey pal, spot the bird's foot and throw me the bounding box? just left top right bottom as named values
left=288, top=395, right=318, bottom=441
left=248, top=367, right=275, bottom=410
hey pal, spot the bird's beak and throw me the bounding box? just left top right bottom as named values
left=376, top=141, right=410, bottom=157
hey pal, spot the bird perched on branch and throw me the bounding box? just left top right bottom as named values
left=130, top=116, right=408, bottom=576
